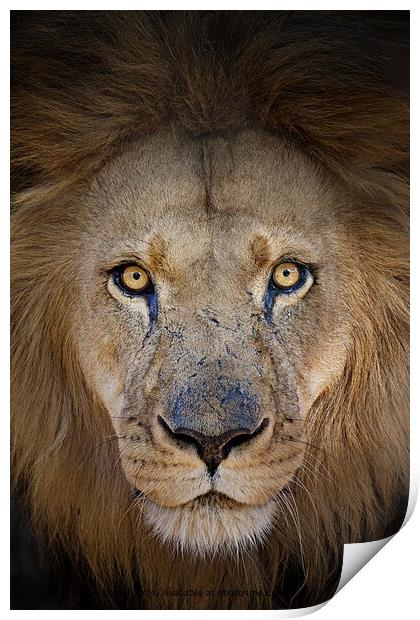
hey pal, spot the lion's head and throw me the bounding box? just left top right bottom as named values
left=72, top=128, right=361, bottom=551
left=11, top=11, right=409, bottom=609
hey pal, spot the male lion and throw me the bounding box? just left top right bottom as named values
left=11, top=11, right=409, bottom=610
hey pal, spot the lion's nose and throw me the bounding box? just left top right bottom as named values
left=157, top=415, right=270, bottom=476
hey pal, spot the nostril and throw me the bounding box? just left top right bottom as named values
left=157, top=415, right=201, bottom=448
left=222, top=416, right=270, bottom=457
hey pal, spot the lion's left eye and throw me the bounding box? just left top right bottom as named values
left=271, top=262, right=306, bottom=292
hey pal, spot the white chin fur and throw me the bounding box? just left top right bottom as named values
left=142, top=494, right=276, bottom=555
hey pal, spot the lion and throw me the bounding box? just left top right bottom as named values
left=11, top=11, right=409, bottom=610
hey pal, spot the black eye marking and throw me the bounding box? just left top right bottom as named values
left=264, top=261, right=313, bottom=324
left=110, top=264, right=159, bottom=329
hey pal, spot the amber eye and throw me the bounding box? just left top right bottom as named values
left=272, top=262, right=303, bottom=290
left=117, top=265, right=151, bottom=294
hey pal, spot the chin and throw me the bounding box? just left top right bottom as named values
left=141, top=492, right=276, bottom=554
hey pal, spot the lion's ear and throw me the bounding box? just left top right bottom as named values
left=12, top=11, right=408, bottom=198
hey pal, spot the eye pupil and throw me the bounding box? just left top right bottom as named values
left=132, top=272, right=141, bottom=280
left=283, top=269, right=290, bottom=277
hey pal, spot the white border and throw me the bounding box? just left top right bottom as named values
left=3, top=5, right=418, bottom=618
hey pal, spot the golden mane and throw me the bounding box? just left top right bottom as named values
left=11, top=11, right=409, bottom=609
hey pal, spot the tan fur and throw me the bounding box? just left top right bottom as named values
left=11, top=11, right=409, bottom=609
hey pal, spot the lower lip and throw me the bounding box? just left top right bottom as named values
left=132, top=487, right=242, bottom=509
left=181, top=490, right=245, bottom=510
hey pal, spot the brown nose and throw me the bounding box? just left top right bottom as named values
left=158, top=415, right=270, bottom=476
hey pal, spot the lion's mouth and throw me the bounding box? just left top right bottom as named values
left=127, top=445, right=305, bottom=552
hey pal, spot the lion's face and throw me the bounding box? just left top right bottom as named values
left=75, top=129, right=352, bottom=552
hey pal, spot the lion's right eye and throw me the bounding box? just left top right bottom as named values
left=112, top=264, right=153, bottom=295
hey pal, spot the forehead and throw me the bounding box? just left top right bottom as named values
left=85, top=128, right=341, bottom=263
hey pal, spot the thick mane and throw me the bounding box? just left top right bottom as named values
left=11, top=11, right=409, bottom=609
left=12, top=11, right=408, bottom=198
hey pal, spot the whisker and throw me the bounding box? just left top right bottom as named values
left=286, top=437, right=337, bottom=461
left=93, top=435, right=124, bottom=451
